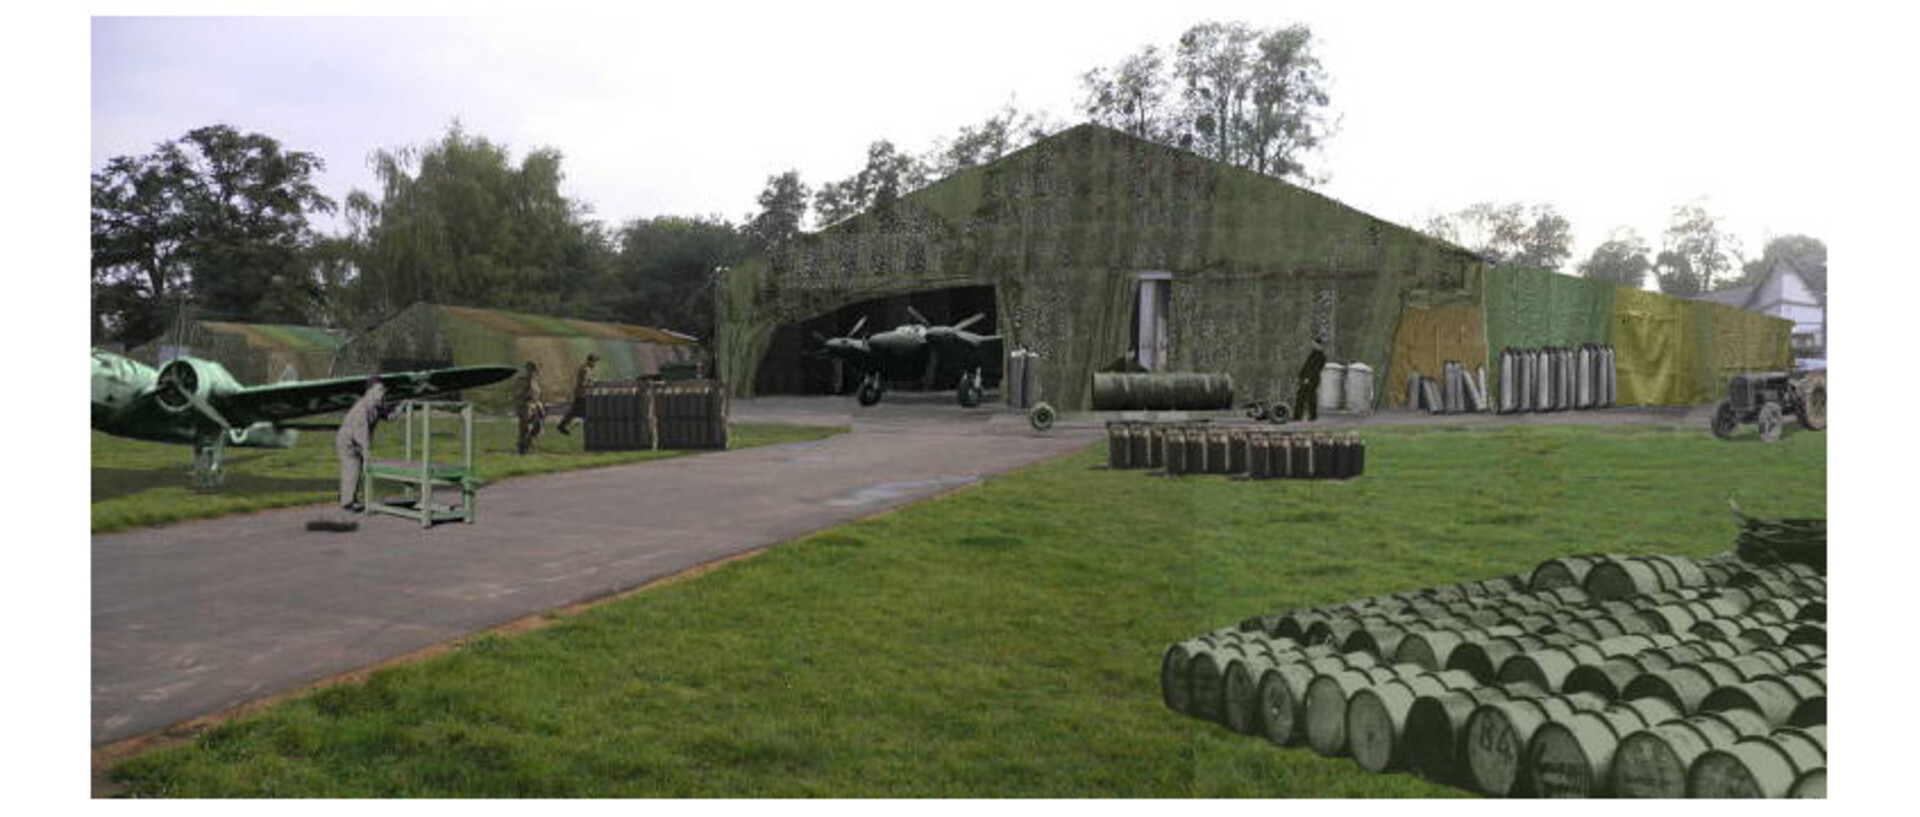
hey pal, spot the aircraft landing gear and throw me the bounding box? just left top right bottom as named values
left=957, top=369, right=984, bottom=408
left=856, top=373, right=887, bottom=407
left=190, top=432, right=228, bottom=491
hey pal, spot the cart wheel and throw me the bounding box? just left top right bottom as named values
left=1757, top=402, right=1783, bottom=443
left=1268, top=402, right=1292, bottom=425
left=1710, top=400, right=1738, bottom=440
left=1029, top=401, right=1056, bottom=432
left=1797, top=375, right=1826, bottom=431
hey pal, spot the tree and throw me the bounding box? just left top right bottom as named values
left=342, top=124, right=608, bottom=323
left=1169, top=21, right=1332, bottom=181
left=1578, top=228, right=1653, bottom=289
left=1739, top=234, right=1826, bottom=293
left=925, top=104, right=1062, bottom=178
left=91, top=125, right=336, bottom=343
left=743, top=171, right=811, bottom=256
left=1079, top=45, right=1176, bottom=142
left=607, top=215, right=747, bottom=341
left=812, top=140, right=929, bottom=228
left=1659, top=201, right=1743, bottom=295
left=1425, top=202, right=1573, bottom=271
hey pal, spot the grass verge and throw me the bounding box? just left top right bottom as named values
left=92, top=420, right=845, bottom=533
left=108, top=423, right=1824, bottom=796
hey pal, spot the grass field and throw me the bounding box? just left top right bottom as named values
left=107, top=422, right=1825, bottom=797
left=91, top=418, right=846, bottom=533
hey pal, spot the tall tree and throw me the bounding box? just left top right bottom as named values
left=812, top=140, right=929, bottom=228
left=1079, top=45, right=1175, bottom=142
left=1578, top=228, right=1653, bottom=289
left=1659, top=201, right=1743, bottom=295
left=925, top=104, right=1062, bottom=178
left=342, top=124, right=607, bottom=323
left=1425, top=202, right=1573, bottom=271
left=91, top=125, right=335, bottom=343
left=1739, top=234, right=1826, bottom=293
left=743, top=171, right=811, bottom=256
left=608, top=215, right=747, bottom=341
left=1167, top=20, right=1332, bottom=181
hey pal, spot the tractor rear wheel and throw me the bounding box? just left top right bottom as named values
left=1757, top=402, right=1784, bottom=442
left=1710, top=400, right=1739, bottom=440
left=1797, top=374, right=1826, bottom=431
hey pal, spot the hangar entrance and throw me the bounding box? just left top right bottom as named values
left=753, top=285, right=1001, bottom=396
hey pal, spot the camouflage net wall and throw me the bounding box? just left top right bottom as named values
left=718, top=124, right=1485, bottom=412
left=1383, top=302, right=1488, bottom=409
left=337, top=303, right=700, bottom=413
left=1482, top=267, right=1616, bottom=399
left=133, top=321, right=344, bottom=386
left=1609, top=289, right=1790, bottom=406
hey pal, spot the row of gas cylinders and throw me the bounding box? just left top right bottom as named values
left=1408, top=361, right=1489, bottom=414
left=1106, top=422, right=1365, bottom=479
left=1159, top=552, right=1827, bottom=797
left=1498, top=346, right=1617, bottom=414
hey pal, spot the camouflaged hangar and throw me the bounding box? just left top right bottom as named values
left=718, top=123, right=1485, bottom=412
left=717, top=123, right=1791, bottom=412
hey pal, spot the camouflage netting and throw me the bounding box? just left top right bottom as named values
left=336, top=303, right=701, bottom=413
left=132, top=321, right=345, bottom=385
left=718, top=124, right=1485, bottom=412
left=1383, top=301, right=1487, bottom=408
left=1481, top=266, right=1616, bottom=398
left=1609, top=289, right=1790, bottom=406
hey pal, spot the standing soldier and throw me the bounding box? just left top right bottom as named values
left=556, top=353, right=599, bottom=435
left=517, top=360, right=545, bottom=455
left=335, top=375, right=388, bottom=512
left=1293, top=344, right=1328, bottom=423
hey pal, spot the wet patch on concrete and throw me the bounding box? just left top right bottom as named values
left=822, top=475, right=981, bottom=508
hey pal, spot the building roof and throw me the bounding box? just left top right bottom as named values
left=194, top=321, right=346, bottom=353
left=1692, top=285, right=1759, bottom=309
left=418, top=303, right=699, bottom=345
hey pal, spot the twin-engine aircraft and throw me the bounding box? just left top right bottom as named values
left=91, top=348, right=515, bottom=488
left=817, top=307, right=1001, bottom=407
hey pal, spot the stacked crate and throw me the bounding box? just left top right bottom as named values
left=582, top=379, right=728, bottom=452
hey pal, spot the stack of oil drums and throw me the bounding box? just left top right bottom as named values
left=1160, top=550, right=1827, bottom=797
left=1498, top=345, right=1616, bottom=414
left=1106, top=422, right=1364, bottom=480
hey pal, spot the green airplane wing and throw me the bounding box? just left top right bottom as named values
left=214, top=365, right=519, bottom=426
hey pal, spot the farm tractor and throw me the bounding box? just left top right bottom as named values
left=1711, top=371, right=1826, bottom=442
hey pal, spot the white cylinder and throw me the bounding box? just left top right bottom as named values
left=1319, top=362, right=1348, bottom=413
left=1344, top=363, right=1374, bottom=415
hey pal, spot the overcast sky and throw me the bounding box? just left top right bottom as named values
left=89, top=1, right=1848, bottom=277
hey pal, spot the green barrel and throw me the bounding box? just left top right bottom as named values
left=1090, top=372, right=1236, bottom=411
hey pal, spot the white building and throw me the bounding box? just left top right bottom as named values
left=1692, top=258, right=1826, bottom=370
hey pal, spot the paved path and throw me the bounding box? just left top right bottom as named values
left=92, top=401, right=1099, bottom=746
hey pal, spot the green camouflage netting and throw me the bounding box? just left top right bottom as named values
left=719, top=124, right=1484, bottom=412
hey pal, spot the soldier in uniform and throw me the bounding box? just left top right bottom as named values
left=1293, top=344, right=1328, bottom=423
left=335, top=376, right=388, bottom=512
left=555, top=353, right=599, bottom=435
left=517, top=360, right=545, bottom=455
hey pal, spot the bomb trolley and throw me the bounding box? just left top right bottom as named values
left=363, top=399, right=481, bottom=527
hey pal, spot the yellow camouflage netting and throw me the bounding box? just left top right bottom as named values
left=1383, top=303, right=1487, bottom=408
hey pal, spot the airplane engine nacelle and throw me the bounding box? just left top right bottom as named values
left=154, top=357, right=242, bottom=417
left=227, top=422, right=298, bottom=449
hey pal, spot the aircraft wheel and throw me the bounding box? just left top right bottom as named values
left=856, top=376, right=885, bottom=407
left=957, top=372, right=983, bottom=408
